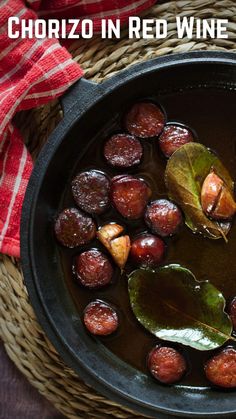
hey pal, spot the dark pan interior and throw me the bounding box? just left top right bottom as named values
left=22, top=53, right=236, bottom=418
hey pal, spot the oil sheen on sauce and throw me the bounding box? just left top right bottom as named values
left=61, top=88, right=236, bottom=388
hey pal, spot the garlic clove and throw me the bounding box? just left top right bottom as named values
left=97, top=223, right=131, bottom=269
left=212, top=185, right=236, bottom=219
left=109, top=236, right=131, bottom=270
left=201, top=171, right=236, bottom=220
left=97, top=223, right=124, bottom=248
left=201, top=172, right=223, bottom=216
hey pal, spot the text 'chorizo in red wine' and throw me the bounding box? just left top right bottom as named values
left=72, top=170, right=110, bottom=215
left=74, top=249, right=114, bottom=289
left=147, top=346, right=187, bottom=384
left=54, top=208, right=96, bottom=248
left=83, top=300, right=119, bottom=336
left=104, top=134, right=143, bottom=168
left=125, top=102, right=165, bottom=138
left=110, top=175, right=152, bottom=219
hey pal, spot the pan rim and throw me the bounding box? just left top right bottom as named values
left=21, top=51, right=236, bottom=418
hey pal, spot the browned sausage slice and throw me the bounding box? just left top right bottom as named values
left=147, top=346, right=187, bottom=384
left=159, top=124, right=194, bottom=157
left=130, top=234, right=165, bottom=268
left=205, top=347, right=236, bottom=388
left=72, top=170, right=110, bottom=215
left=104, top=133, right=143, bottom=168
left=110, top=175, right=152, bottom=220
left=125, top=102, right=165, bottom=138
left=54, top=207, right=96, bottom=248
left=145, top=199, right=183, bottom=237
left=74, top=249, right=113, bottom=289
left=83, top=300, right=118, bottom=336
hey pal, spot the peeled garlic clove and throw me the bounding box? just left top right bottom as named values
left=97, top=223, right=130, bottom=269
left=97, top=223, right=124, bottom=248
left=201, top=172, right=223, bottom=216
left=212, top=185, right=236, bottom=219
left=109, top=235, right=131, bottom=269
left=201, top=171, right=236, bottom=220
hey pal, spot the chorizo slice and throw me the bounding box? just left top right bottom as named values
left=205, top=347, right=236, bottom=388
left=130, top=234, right=165, bottom=268
left=54, top=207, right=96, bottom=248
left=147, top=346, right=187, bottom=384
left=159, top=124, right=194, bottom=157
left=74, top=249, right=113, bottom=289
left=104, top=134, right=143, bottom=168
left=72, top=170, right=110, bottom=215
left=110, top=175, right=152, bottom=220
left=83, top=300, right=118, bottom=336
left=145, top=199, right=183, bottom=237
left=228, top=297, right=236, bottom=330
left=125, top=102, right=165, bottom=138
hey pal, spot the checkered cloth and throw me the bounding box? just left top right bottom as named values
left=0, top=0, right=155, bottom=257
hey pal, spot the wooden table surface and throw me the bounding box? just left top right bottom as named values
left=0, top=340, right=65, bottom=419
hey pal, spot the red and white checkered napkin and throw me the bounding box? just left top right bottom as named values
left=0, top=0, right=155, bottom=258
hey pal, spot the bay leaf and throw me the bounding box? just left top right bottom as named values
left=128, top=265, right=233, bottom=351
left=165, top=142, right=234, bottom=239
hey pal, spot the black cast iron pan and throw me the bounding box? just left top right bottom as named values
left=21, top=51, right=236, bottom=418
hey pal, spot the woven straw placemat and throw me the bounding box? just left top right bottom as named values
left=1, top=1, right=236, bottom=418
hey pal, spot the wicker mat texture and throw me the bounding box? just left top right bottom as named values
left=1, top=1, right=236, bottom=418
